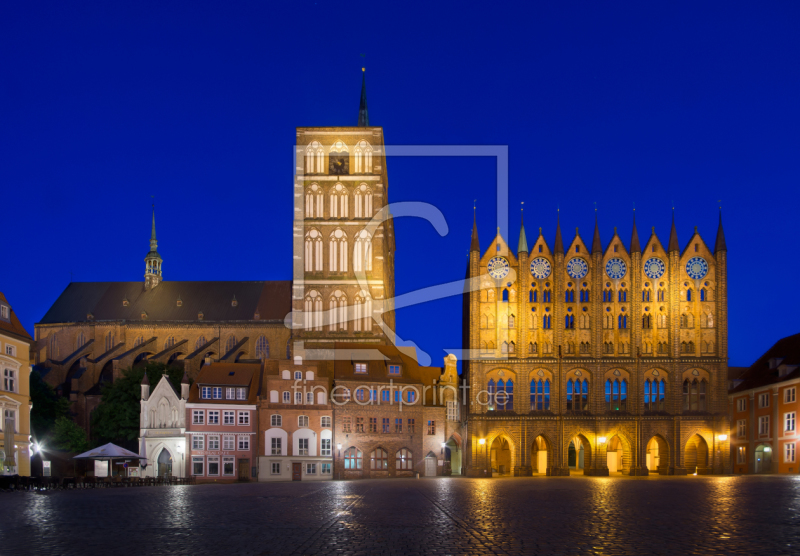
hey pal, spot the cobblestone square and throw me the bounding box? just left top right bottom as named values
left=1, top=475, right=798, bottom=555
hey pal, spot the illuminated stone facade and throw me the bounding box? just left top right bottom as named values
left=462, top=213, right=732, bottom=476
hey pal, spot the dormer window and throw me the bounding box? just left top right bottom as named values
left=177, top=297, right=182, bottom=307
left=237, top=387, right=247, bottom=400
left=389, top=364, right=401, bottom=375
left=355, top=363, right=367, bottom=373
left=0, top=305, right=8, bottom=320
left=201, top=386, right=212, bottom=399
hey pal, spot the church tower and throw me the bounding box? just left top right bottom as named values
left=144, top=209, right=163, bottom=290
left=292, top=69, right=396, bottom=352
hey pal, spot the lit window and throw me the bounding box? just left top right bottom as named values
left=223, top=411, right=235, bottom=425
left=238, top=436, right=250, bottom=450
left=238, top=411, right=250, bottom=425
left=355, top=363, right=367, bottom=373
left=306, top=463, right=317, bottom=474
left=271, top=437, right=282, bottom=455
left=237, top=388, right=247, bottom=400
left=207, top=456, right=219, bottom=476
left=192, top=410, right=204, bottom=425
left=192, top=435, right=204, bottom=450
left=786, top=412, right=796, bottom=433
left=223, top=457, right=235, bottom=476
left=192, top=456, right=204, bottom=476
left=786, top=443, right=796, bottom=463
left=298, top=438, right=309, bottom=456
left=208, top=411, right=219, bottom=425
left=321, top=438, right=331, bottom=456
left=321, top=463, right=332, bottom=474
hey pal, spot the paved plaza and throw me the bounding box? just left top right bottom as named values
left=0, top=475, right=798, bottom=555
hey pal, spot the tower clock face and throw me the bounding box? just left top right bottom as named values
left=329, top=154, right=349, bottom=175
left=605, top=258, right=627, bottom=280
left=643, top=257, right=665, bottom=279
left=685, top=257, right=708, bottom=280
left=530, top=257, right=551, bottom=279
left=487, top=257, right=510, bottom=280
left=566, top=257, right=588, bottom=279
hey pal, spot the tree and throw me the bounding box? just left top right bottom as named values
left=30, top=370, right=71, bottom=441
left=52, top=417, right=89, bottom=453
left=91, top=363, right=186, bottom=446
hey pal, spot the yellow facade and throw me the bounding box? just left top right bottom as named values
left=0, top=292, right=33, bottom=476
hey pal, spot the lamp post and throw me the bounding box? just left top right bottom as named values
left=337, top=443, right=342, bottom=480
left=478, top=438, right=486, bottom=476
left=176, top=442, right=184, bottom=478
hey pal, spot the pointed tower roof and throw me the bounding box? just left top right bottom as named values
left=630, top=210, right=641, bottom=253
left=591, top=213, right=602, bottom=254
left=182, top=371, right=189, bottom=385
left=146, top=209, right=162, bottom=261
left=518, top=205, right=528, bottom=254
left=141, top=372, right=150, bottom=386
left=357, top=68, right=369, bottom=127
left=668, top=211, right=680, bottom=253
left=714, top=209, right=727, bottom=253
left=470, top=207, right=480, bottom=252
left=554, top=210, right=564, bottom=254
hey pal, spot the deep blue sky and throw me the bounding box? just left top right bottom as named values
left=3, top=2, right=798, bottom=367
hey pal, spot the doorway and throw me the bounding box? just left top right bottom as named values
left=425, top=455, right=437, bottom=477
left=157, top=449, right=172, bottom=478
left=568, top=440, right=584, bottom=470
left=755, top=445, right=772, bottom=474
left=531, top=435, right=548, bottom=474
left=238, top=459, right=250, bottom=481
left=444, top=438, right=461, bottom=475
left=684, top=434, right=709, bottom=474
left=489, top=437, right=512, bottom=475
left=292, top=462, right=302, bottom=481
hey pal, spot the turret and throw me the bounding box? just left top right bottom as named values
left=181, top=370, right=190, bottom=400
left=141, top=372, right=150, bottom=401
left=144, top=209, right=163, bottom=290
left=357, top=68, right=369, bottom=126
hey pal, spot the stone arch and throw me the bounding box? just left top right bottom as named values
left=645, top=434, right=671, bottom=475
left=529, top=432, right=555, bottom=474
left=604, top=430, right=634, bottom=474
left=683, top=432, right=710, bottom=474
left=564, top=432, right=593, bottom=473
left=485, top=430, right=517, bottom=475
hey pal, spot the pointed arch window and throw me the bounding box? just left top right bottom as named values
left=354, top=184, right=373, bottom=218
left=501, top=341, right=509, bottom=355
left=76, top=332, right=86, bottom=350
left=354, top=140, right=373, bottom=174
left=565, top=314, right=574, bottom=329
left=700, top=288, right=707, bottom=301
left=618, top=290, right=628, bottom=302
left=255, top=336, right=269, bottom=359
left=618, top=314, right=627, bottom=329
left=645, top=378, right=666, bottom=411
left=605, top=378, right=628, bottom=411
left=509, top=341, right=516, bottom=355
left=543, top=289, right=552, bottom=303
left=530, top=378, right=550, bottom=410
left=304, top=290, right=323, bottom=331
left=329, top=229, right=348, bottom=272
left=165, top=336, right=175, bottom=349
left=508, top=314, right=515, bottom=328
left=502, top=289, right=509, bottom=302
left=529, top=342, right=537, bottom=355
left=686, top=289, right=693, bottom=301
left=353, top=229, right=372, bottom=272
left=565, top=289, right=575, bottom=303
left=579, top=289, right=590, bottom=303
left=329, top=183, right=349, bottom=218
left=642, top=314, right=652, bottom=329
left=543, top=315, right=551, bottom=329
left=49, top=335, right=58, bottom=359
left=305, top=141, right=325, bottom=174
left=487, top=379, right=496, bottom=407
left=305, top=184, right=323, bottom=218
left=225, top=336, right=237, bottom=353
left=353, top=291, right=372, bottom=332
left=642, top=289, right=651, bottom=302
left=305, top=229, right=323, bottom=272
left=683, top=378, right=708, bottom=411
left=658, top=342, right=667, bottom=354
left=195, top=336, right=206, bottom=350
left=529, top=289, right=536, bottom=303
left=579, top=314, right=589, bottom=329
left=329, top=290, right=348, bottom=332
left=105, top=332, right=116, bottom=352
left=579, top=342, right=590, bottom=354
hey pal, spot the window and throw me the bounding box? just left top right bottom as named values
left=0, top=305, right=8, bottom=319
left=321, top=438, right=331, bottom=456
left=306, top=463, right=317, bottom=475
left=447, top=401, right=459, bottom=421
left=344, top=447, right=362, bottom=469
left=192, top=410, right=204, bottom=425
left=737, top=398, right=747, bottom=412
left=682, top=379, right=708, bottom=411
left=306, top=392, right=313, bottom=404
left=237, top=388, right=247, bottom=400
left=238, top=436, right=250, bottom=450
left=405, top=390, right=417, bottom=403
left=223, top=435, right=235, bottom=450
left=389, top=364, right=401, bottom=375
left=396, top=448, right=413, bottom=470
left=356, top=417, right=364, bottom=432
left=530, top=379, right=551, bottom=411
left=201, top=387, right=212, bottom=399
left=342, top=417, right=352, bottom=433
left=208, top=411, right=219, bottom=425
left=355, top=363, right=367, bottom=373
left=256, top=335, right=269, bottom=359
left=192, top=435, right=204, bottom=450
left=295, top=392, right=302, bottom=404
left=759, top=393, right=770, bottom=408
left=737, top=420, right=746, bottom=438
left=271, top=462, right=281, bottom=475
left=271, top=414, right=282, bottom=427
left=322, top=463, right=332, bottom=474
left=207, top=456, right=219, bottom=476
left=238, top=411, right=250, bottom=425
left=298, top=438, right=309, bottom=456
left=370, top=448, right=388, bottom=469
left=605, top=379, right=628, bottom=411
left=542, top=315, right=551, bottom=329
left=223, top=411, right=235, bottom=425
left=212, top=387, right=222, bottom=400
left=758, top=415, right=770, bottom=437
left=408, top=419, right=415, bottom=434
left=298, top=415, right=309, bottom=427
left=736, top=446, right=746, bottom=464
left=226, top=387, right=235, bottom=400
left=786, top=443, right=796, bottom=463
left=321, top=416, right=331, bottom=428
left=5, top=345, right=16, bottom=358
left=786, top=388, right=797, bottom=404
left=192, top=456, right=204, bottom=475
left=223, top=457, right=235, bottom=476
left=643, top=379, right=665, bottom=411
left=394, top=418, right=403, bottom=433
left=369, top=417, right=377, bottom=433
left=208, top=435, right=220, bottom=450
left=786, top=412, right=796, bottom=433
left=271, top=437, right=282, bottom=455
left=427, top=420, right=436, bottom=435
left=566, top=379, right=589, bottom=411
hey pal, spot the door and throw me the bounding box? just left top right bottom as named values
left=537, top=450, right=548, bottom=474
left=238, top=459, right=249, bottom=481
left=425, top=457, right=436, bottom=477
left=607, top=450, right=618, bottom=473
left=292, top=462, right=302, bottom=481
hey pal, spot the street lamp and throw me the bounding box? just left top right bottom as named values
left=176, top=442, right=185, bottom=478
left=337, top=443, right=342, bottom=480
left=598, top=436, right=607, bottom=444
left=718, top=434, right=728, bottom=441
left=478, top=438, right=486, bottom=476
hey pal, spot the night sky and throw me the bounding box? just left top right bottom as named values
left=3, top=2, right=798, bottom=368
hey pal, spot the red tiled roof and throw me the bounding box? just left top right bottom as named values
left=0, top=292, right=33, bottom=343
left=729, top=332, right=800, bottom=393
left=188, top=362, right=262, bottom=404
